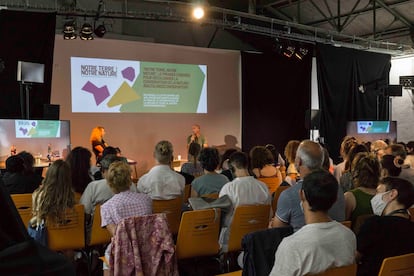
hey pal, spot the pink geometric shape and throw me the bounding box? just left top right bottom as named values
left=82, top=81, right=110, bottom=105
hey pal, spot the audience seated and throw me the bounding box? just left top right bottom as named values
left=137, top=140, right=185, bottom=199
left=333, top=136, right=357, bottom=182
left=65, top=146, right=94, bottom=194
left=283, top=140, right=300, bottom=186
left=218, top=148, right=238, bottom=181
left=265, top=143, right=285, bottom=168
left=101, top=161, right=152, bottom=273
left=191, top=147, right=229, bottom=197
left=405, top=141, right=414, bottom=168
left=218, top=151, right=270, bottom=252
left=181, top=142, right=204, bottom=178
left=339, top=144, right=369, bottom=192
left=269, top=140, right=345, bottom=231
left=371, top=139, right=388, bottom=161
left=269, top=169, right=356, bottom=275
left=2, top=154, right=39, bottom=194
left=356, top=177, right=414, bottom=276
left=384, top=143, right=414, bottom=184
left=344, top=152, right=380, bottom=226
left=250, top=146, right=282, bottom=181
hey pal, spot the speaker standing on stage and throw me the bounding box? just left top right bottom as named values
left=187, top=124, right=207, bottom=149
left=90, top=126, right=108, bottom=162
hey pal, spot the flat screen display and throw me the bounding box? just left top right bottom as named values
left=357, top=121, right=390, bottom=134
left=347, top=121, right=397, bottom=142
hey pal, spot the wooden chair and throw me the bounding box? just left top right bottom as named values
left=307, top=263, right=357, bottom=275
left=340, top=220, right=352, bottom=229
left=184, top=184, right=191, bottom=203
left=201, top=193, right=219, bottom=199
left=176, top=208, right=221, bottom=260
left=227, top=204, right=271, bottom=253
left=47, top=204, right=85, bottom=251
left=11, top=193, right=33, bottom=227
left=88, top=204, right=111, bottom=247
left=216, top=270, right=242, bottom=276
left=271, top=186, right=289, bottom=214
left=152, top=196, right=183, bottom=235
left=378, top=253, right=414, bottom=276
left=74, top=192, right=82, bottom=203
left=258, top=176, right=282, bottom=195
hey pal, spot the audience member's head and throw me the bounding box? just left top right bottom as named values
left=344, top=143, right=369, bottom=172
left=265, top=144, right=280, bottom=164
left=106, top=161, right=132, bottom=194
left=351, top=152, right=380, bottom=189
left=229, top=151, right=249, bottom=172
left=321, top=147, right=331, bottom=172
left=65, top=146, right=92, bottom=193
left=380, top=154, right=403, bottom=177
left=376, top=177, right=414, bottom=211
left=188, top=142, right=201, bottom=164
left=339, top=136, right=357, bottom=160
left=384, top=143, right=407, bottom=160
left=102, top=146, right=119, bottom=158
left=16, top=151, right=36, bottom=175
left=154, top=140, right=174, bottom=165
left=406, top=141, right=414, bottom=154
left=371, top=140, right=388, bottom=160
left=249, top=146, right=274, bottom=170
left=199, top=147, right=220, bottom=172
left=5, top=155, right=24, bottom=173
left=100, top=154, right=127, bottom=174
left=284, top=140, right=301, bottom=165
left=219, top=148, right=238, bottom=170
left=301, top=169, right=338, bottom=212
left=295, top=140, right=323, bottom=175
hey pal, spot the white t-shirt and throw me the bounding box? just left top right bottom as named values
left=270, top=221, right=356, bottom=276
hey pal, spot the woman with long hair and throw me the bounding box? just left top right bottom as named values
left=181, top=142, right=204, bottom=177
left=90, top=126, right=108, bottom=162
left=65, top=146, right=93, bottom=194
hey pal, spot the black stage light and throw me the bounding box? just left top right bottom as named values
left=94, top=24, right=106, bottom=38
left=63, top=22, right=77, bottom=40
left=80, top=23, right=94, bottom=40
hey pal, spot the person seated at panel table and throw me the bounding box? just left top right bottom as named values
left=2, top=154, right=40, bottom=194
left=137, top=140, right=185, bottom=200
left=218, top=151, right=271, bottom=252
left=249, top=146, right=282, bottom=194
left=191, top=147, right=229, bottom=197
left=101, top=161, right=152, bottom=274
left=356, top=177, right=414, bottom=276
left=269, top=169, right=356, bottom=276
left=90, top=126, right=108, bottom=163
left=181, top=142, right=204, bottom=178
left=65, top=146, right=94, bottom=194
left=269, top=140, right=345, bottom=232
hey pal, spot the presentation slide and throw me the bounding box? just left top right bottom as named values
left=71, top=57, right=207, bottom=113
left=357, top=121, right=390, bottom=134
left=15, top=120, right=61, bottom=138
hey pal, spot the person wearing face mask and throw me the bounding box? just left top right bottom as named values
left=356, top=177, right=414, bottom=276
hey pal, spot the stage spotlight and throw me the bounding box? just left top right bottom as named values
left=94, top=24, right=106, bottom=38
left=283, top=46, right=295, bottom=58
left=63, top=22, right=77, bottom=40
left=295, top=47, right=309, bottom=60
left=80, top=23, right=94, bottom=40
left=192, top=6, right=205, bottom=19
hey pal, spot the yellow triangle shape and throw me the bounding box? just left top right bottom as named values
left=107, top=81, right=140, bottom=107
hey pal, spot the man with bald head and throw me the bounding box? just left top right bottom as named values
left=270, top=140, right=345, bottom=231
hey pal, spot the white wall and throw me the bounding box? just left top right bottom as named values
left=389, top=57, right=414, bottom=142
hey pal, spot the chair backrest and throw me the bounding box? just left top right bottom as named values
left=340, top=220, right=352, bottom=229
left=271, top=186, right=289, bottom=215
left=258, top=177, right=282, bottom=195
left=11, top=193, right=33, bottom=227
left=74, top=192, right=82, bottom=203
left=200, top=193, right=219, bottom=199
left=378, top=253, right=414, bottom=276
left=176, top=209, right=221, bottom=260
left=307, top=263, right=357, bottom=276
left=184, top=185, right=191, bottom=203
left=47, top=204, right=85, bottom=251
left=216, top=270, right=242, bottom=276
left=89, top=203, right=111, bottom=246
left=152, top=196, right=183, bottom=235
left=227, top=204, right=271, bottom=252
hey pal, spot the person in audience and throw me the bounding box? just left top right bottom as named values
left=80, top=155, right=129, bottom=225
left=344, top=152, right=380, bottom=225
left=270, top=169, right=356, bottom=275
left=283, top=140, right=300, bottom=186
left=92, top=146, right=123, bottom=180
left=339, top=143, right=369, bottom=192
left=186, top=124, right=207, bottom=149
left=357, top=177, right=414, bottom=276
left=218, top=148, right=238, bottom=181
left=218, top=151, right=270, bottom=251
left=101, top=161, right=152, bottom=273
left=18, top=151, right=43, bottom=184
left=30, top=159, right=75, bottom=228
left=65, top=146, right=93, bottom=194
left=269, top=140, right=345, bottom=231
left=334, top=136, right=357, bottom=182
left=370, top=139, right=388, bottom=161
left=181, top=142, right=204, bottom=177
left=2, top=155, right=39, bottom=194
left=384, top=143, right=414, bottom=184
left=265, top=143, right=285, bottom=167
left=381, top=154, right=403, bottom=177
left=90, top=126, right=108, bottom=163
left=137, top=140, right=185, bottom=199
left=191, top=147, right=229, bottom=197
left=405, top=141, right=414, bottom=168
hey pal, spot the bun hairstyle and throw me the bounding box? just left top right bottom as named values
left=154, top=140, right=173, bottom=165
left=381, top=154, right=402, bottom=177
left=351, top=152, right=380, bottom=189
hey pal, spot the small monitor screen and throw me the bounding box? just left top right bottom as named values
left=347, top=121, right=397, bottom=143
left=357, top=121, right=390, bottom=134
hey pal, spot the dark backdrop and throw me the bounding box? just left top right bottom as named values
left=316, top=44, right=391, bottom=163
left=241, top=51, right=312, bottom=156
left=0, top=10, right=56, bottom=119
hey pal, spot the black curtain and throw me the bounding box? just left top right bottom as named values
left=0, top=10, right=56, bottom=119
left=316, top=44, right=391, bottom=163
left=241, top=51, right=312, bottom=155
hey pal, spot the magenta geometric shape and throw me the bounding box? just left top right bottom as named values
left=122, top=67, right=135, bottom=82
left=81, top=81, right=110, bottom=106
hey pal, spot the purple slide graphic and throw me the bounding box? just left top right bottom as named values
left=19, top=127, right=28, bottom=135
left=81, top=81, right=110, bottom=105
left=122, top=67, right=135, bottom=82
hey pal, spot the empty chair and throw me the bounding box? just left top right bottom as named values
left=11, top=193, right=33, bottom=228
left=307, top=263, right=357, bottom=276
left=176, top=208, right=221, bottom=260
left=377, top=253, right=414, bottom=276
left=47, top=204, right=85, bottom=252
left=152, top=196, right=183, bottom=235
